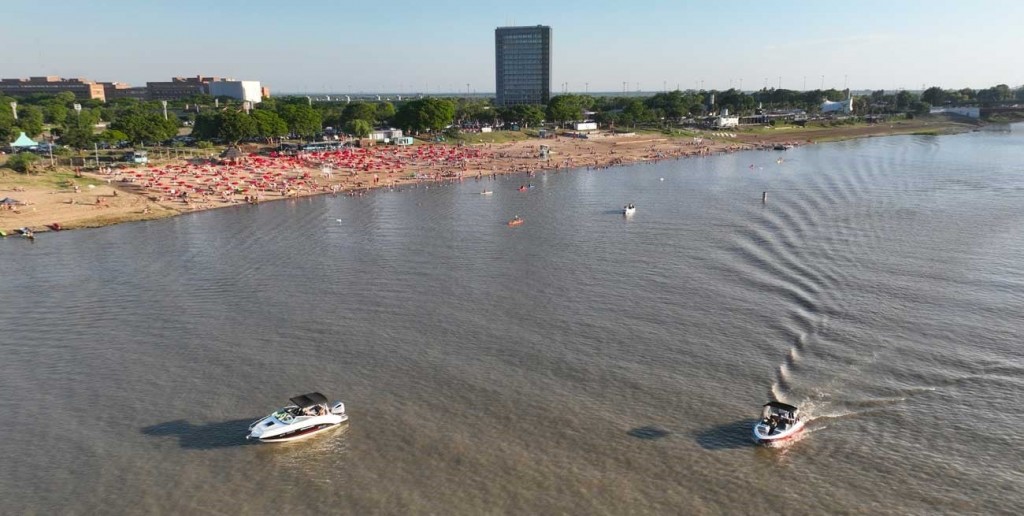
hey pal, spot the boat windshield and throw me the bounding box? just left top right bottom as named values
left=273, top=409, right=296, bottom=423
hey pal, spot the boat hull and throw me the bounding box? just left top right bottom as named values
left=753, top=420, right=805, bottom=444
left=247, top=411, right=348, bottom=443
left=255, top=422, right=343, bottom=443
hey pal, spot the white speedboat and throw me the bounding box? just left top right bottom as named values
left=753, top=401, right=805, bottom=444
left=247, top=392, right=348, bottom=443
left=623, top=203, right=636, bottom=216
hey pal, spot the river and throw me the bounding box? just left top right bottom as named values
left=1, top=126, right=1022, bottom=514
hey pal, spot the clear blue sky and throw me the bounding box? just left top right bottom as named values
left=3, top=0, right=1022, bottom=93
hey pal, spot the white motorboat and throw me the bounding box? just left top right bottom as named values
left=247, top=392, right=348, bottom=443
left=623, top=203, right=636, bottom=216
left=753, top=401, right=805, bottom=445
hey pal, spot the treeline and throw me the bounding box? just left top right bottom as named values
left=4, top=81, right=1022, bottom=149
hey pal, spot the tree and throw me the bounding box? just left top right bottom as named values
left=346, top=119, right=372, bottom=138
left=895, top=90, right=916, bottom=111
left=191, top=112, right=221, bottom=141
left=251, top=109, right=288, bottom=142
left=519, top=105, right=546, bottom=127
left=277, top=104, right=322, bottom=137
left=110, top=108, right=178, bottom=144
left=622, top=99, right=650, bottom=126
left=394, top=98, right=455, bottom=133
left=217, top=109, right=257, bottom=144
left=341, top=102, right=379, bottom=127
left=6, top=152, right=40, bottom=173
left=0, top=95, right=16, bottom=143
left=909, top=101, right=931, bottom=116
left=547, top=94, right=585, bottom=126
left=60, top=122, right=94, bottom=151
left=376, top=102, right=396, bottom=123
left=15, top=106, right=44, bottom=137
left=43, top=102, right=68, bottom=125
left=921, top=86, right=948, bottom=106
left=96, top=129, right=129, bottom=144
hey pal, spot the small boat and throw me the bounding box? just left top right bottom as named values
left=508, top=216, right=524, bottom=227
left=753, top=401, right=805, bottom=445
left=480, top=190, right=493, bottom=195
left=623, top=203, right=636, bottom=216
left=247, top=392, right=348, bottom=443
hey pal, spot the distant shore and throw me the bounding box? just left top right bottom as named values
left=0, top=116, right=976, bottom=238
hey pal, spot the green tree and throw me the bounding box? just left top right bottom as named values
left=621, top=99, right=649, bottom=126
left=60, top=122, right=95, bottom=151
left=278, top=104, right=322, bottom=137
left=341, top=102, right=379, bottom=126
left=376, top=102, right=396, bottom=123
left=110, top=109, right=179, bottom=144
left=499, top=104, right=545, bottom=128
left=16, top=105, right=45, bottom=137
left=43, top=102, right=68, bottom=125
left=251, top=109, right=288, bottom=142
left=921, top=86, right=947, bottom=106
left=394, top=98, right=455, bottom=133
left=909, top=101, right=931, bottom=116
left=0, top=95, right=16, bottom=143
left=546, top=94, right=585, bottom=126
left=895, top=90, right=916, bottom=111
left=217, top=110, right=257, bottom=144
left=96, top=129, right=129, bottom=144
left=191, top=112, right=221, bottom=141
left=345, top=119, right=372, bottom=138
left=6, top=152, right=41, bottom=173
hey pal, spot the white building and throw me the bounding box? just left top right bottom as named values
left=208, top=80, right=263, bottom=104
left=715, top=116, right=739, bottom=128
left=821, top=98, right=853, bottom=114
left=369, top=128, right=403, bottom=142
left=929, top=106, right=980, bottom=118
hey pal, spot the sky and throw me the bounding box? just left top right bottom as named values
left=3, top=0, right=1023, bottom=94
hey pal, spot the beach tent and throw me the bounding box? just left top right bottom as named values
left=11, top=132, right=38, bottom=150
left=220, top=146, right=244, bottom=160
left=0, top=197, right=24, bottom=206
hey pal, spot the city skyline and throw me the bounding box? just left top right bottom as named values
left=3, top=0, right=1023, bottom=94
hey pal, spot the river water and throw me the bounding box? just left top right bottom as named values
left=2, top=127, right=1023, bottom=514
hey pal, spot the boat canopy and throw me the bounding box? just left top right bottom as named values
left=289, top=392, right=328, bottom=408
left=763, top=401, right=799, bottom=414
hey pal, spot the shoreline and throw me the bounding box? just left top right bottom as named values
left=0, top=118, right=976, bottom=238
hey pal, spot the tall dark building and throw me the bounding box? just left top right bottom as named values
left=494, top=25, right=551, bottom=106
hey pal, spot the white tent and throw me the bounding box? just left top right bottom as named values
left=11, top=132, right=38, bottom=149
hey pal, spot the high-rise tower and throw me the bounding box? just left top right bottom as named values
left=495, top=25, right=551, bottom=106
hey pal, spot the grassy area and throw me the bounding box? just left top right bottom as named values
left=447, top=130, right=531, bottom=144
left=0, top=164, right=104, bottom=189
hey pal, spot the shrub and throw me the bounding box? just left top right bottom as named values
left=6, top=152, right=40, bottom=173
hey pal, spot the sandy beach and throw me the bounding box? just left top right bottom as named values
left=0, top=118, right=973, bottom=236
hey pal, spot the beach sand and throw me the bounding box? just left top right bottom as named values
left=0, top=118, right=973, bottom=236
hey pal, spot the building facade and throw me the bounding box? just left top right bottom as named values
left=495, top=25, right=551, bottom=106
left=208, top=80, right=263, bottom=104
left=0, top=76, right=106, bottom=101
left=146, top=76, right=221, bottom=101
left=101, top=82, right=150, bottom=101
